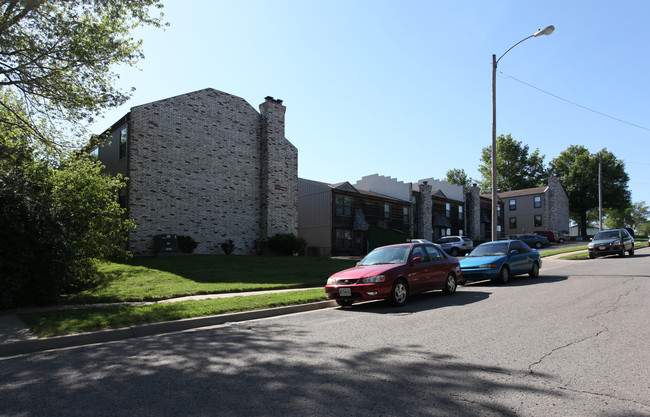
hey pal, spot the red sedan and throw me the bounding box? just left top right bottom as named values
left=325, top=242, right=462, bottom=307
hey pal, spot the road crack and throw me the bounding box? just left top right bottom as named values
left=528, top=278, right=638, bottom=375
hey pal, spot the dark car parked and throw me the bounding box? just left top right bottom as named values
left=588, top=228, right=635, bottom=258
left=516, top=234, right=549, bottom=249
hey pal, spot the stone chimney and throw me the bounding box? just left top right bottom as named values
left=259, top=97, right=298, bottom=239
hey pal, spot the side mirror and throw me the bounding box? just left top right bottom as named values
left=510, top=250, right=518, bottom=256
left=411, top=256, right=423, bottom=264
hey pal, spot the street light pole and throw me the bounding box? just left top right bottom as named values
left=590, top=153, right=603, bottom=231
left=491, top=25, right=554, bottom=241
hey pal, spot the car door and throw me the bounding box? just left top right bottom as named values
left=407, top=245, right=432, bottom=293
left=424, top=244, right=449, bottom=289
left=508, top=241, right=531, bottom=275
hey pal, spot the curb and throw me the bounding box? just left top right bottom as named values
left=0, top=300, right=338, bottom=358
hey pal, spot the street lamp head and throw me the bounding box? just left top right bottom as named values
left=534, top=25, right=555, bottom=37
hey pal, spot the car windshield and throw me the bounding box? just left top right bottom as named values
left=358, top=246, right=410, bottom=266
left=468, top=242, right=509, bottom=257
left=594, top=230, right=620, bottom=240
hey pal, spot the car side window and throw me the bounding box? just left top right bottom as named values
left=511, top=241, right=528, bottom=254
left=425, top=245, right=444, bottom=261
left=411, top=246, right=426, bottom=262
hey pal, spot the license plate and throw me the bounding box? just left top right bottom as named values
left=599, top=245, right=606, bottom=250
left=339, top=288, right=351, bottom=297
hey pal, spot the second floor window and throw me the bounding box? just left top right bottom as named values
left=336, top=196, right=352, bottom=216
left=384, top=204, right=390, bottom=221
left=403, top=207, right=409, bottom=224
left=119, top=125, right=128, bottom=160
left=534, top=196, right=542, bottom=208
left=509, top=199, right=517, bottom=211
left=458, top=205, right=463, bottom=220
left=446, top=203, right=451, bottom=217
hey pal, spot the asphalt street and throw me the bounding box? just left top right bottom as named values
left=1, top=248, right=649, bottom=416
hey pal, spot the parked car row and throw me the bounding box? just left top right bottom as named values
left=325, top=239, right=542, bottom=307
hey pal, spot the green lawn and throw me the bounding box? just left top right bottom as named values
left=63, top=255, right=357, bottom=304
left=20, top=289, right=327, bottom=337
left=19, top=256, right=356, bottom=338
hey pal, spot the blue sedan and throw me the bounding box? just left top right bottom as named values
left=459, top=240, right=542, bottom=284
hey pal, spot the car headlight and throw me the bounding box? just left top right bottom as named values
left=588, top=243, right=594, bottom=249
left=327, top=278, right=336, bottom=285
left=478, top=263, right=498, bottom=269
left=361, top=275, right=386, bottom=283
left=612, top=240, right=621, bottom=246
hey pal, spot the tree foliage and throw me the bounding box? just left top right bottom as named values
left=0, top=0, right=165, bottom=150
left=549, top=145, right=631, bottom=237
left=445, top=168, right=473, bottom=189
left=478, top=134, right=547, bottom=193
left=0, top=1, right=164, bottom=307
left=1, top=133, right=133, bottom=308
left=605, top=201, right=649, bottom=231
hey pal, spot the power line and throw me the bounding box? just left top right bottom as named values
left=499, top=71, right=650, bottom=132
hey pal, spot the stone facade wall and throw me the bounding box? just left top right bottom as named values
left=259, top=97, right=298, bottom=238
left=547, top=175, right=570, bottom=232
left=465, top=184, right=481, bottom=241
left=416, top=182, right=433, bottom=241
left=126, top=89, right=297, bottom=256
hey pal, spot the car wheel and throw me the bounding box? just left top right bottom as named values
left=619, top=248, right=625, bottom=257
left=535, top=242, right=542, bottom=249
left=559, top=238, right=565, bottom=243
left=389, top=279, right=409, bottom=306
left=629, top=247, right=635, bottom=256
left=496, top=266, right=510, bottom=284
left=336, top=300, right=354, bottom=307
left=589, top=253, right=595, bottom=259
left=451, top=247, right=460, bottom=257
left=442, top=273, right=457, bottom=295
left=529, top=261, right=539, bottom=278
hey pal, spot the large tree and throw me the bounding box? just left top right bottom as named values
left=0, top=1, right=164, bottom=307
left=478, top=134, right=547, bottom=193
left=549, top=145, right=631, bottom=237
left=0, top=0, right=165, bottom=151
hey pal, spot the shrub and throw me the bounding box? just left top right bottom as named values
left=177, top=236, right=198, bottom=254
left=267, top=233, right=307, bottom=256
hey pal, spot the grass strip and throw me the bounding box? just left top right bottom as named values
left=19, top=289, right=327, bottom=338
left=63, top=256, right=356, bottom=304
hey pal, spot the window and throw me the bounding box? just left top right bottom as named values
left=535, top=215, right=542, bottom=227
left=402, top=207, right=409, bottom=224
left=89, top=147, right=99, bottom=160
left=335, top=229, right=352, bottom=250
left=446, top=228, right=452, bottom=236
left=509, top=217, right=517, bottom=229
left=119, top=125, right=128, bottom=159
left=335, top=196, right=352, bottom=216
left=384, top=204, right=390, bottom=221
left=425, top=245, right=445, bottom=261
left=446, top=203, right=451, bottom=217
left=534, top=196, right=542, bottom=208
left=509, top=199, right=517, bottom=211
left=459, top=230, right=464, bottom=236
left=458, top=205, right=463, bottom=220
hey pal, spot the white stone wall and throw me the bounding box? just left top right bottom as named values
left=125, top=89, right=297, bottom=255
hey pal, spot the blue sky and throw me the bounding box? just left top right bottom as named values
left=93, top=0, right=650, bottom=206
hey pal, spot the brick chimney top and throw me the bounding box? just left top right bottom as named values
left=264, top=96, right=283, bottom=105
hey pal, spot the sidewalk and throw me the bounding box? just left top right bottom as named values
left=0, top=288, right=333, bottom=357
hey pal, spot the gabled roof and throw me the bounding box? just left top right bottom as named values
left=498, top=186, right=548, bottom=198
